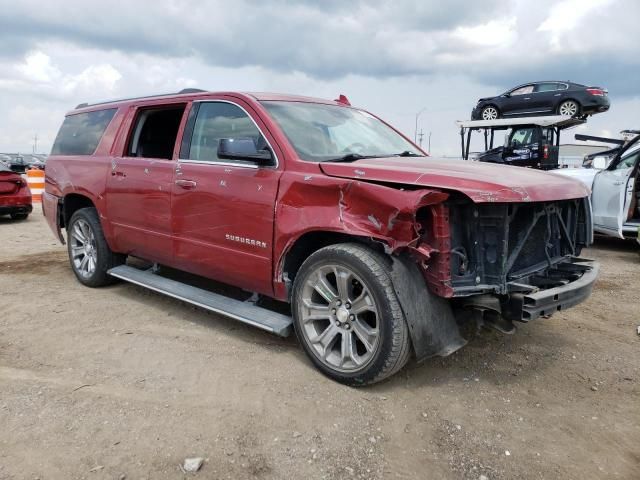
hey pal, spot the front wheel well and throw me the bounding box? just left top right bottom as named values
left=282, top=231, right=387, bottom=296
left=62, top=194, right=95, bottom=228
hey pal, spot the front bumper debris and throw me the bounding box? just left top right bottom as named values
left=504, top=257, right=599, bottom=322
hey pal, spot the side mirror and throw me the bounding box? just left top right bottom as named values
left=592, top=156, right=608, bottom=170
left=217, top=138, right=273, bottom=165
left=502, top=93, right=510, bottom=98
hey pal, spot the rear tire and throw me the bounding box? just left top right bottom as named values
left=292, top=243, right=411, bottom=386
left=558, top=100, right=580, bottom=117
left=67, top=207, right=125, bottom=287
left=10, top=213, right=28, bottom=220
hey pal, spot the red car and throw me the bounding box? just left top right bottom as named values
left=0, top=163, right=32, bottom=220
left=43, top=90, right=598, bottom=385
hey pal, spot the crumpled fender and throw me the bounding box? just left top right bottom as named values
left=337, top=180, right=448, bottom=251
left=274, top=173, right=449, bottom=298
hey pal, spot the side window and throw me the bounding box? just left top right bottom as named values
left=535, top=83, right=559, bottom=92
left=51, top=108, right=117, bottom=155
left=615, top=149, right=640, bottom=170
left=187, top=102, right=265, bottom=162
left=127, top=105, right=186, bottom=160
left=511, top=85, right=534, bottom=96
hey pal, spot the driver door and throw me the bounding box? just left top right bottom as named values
left=591, top=148, right=639, bottom=238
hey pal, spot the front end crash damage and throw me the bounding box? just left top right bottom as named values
left=275, top=175, right=466, bottom=362
left=447, top=197, right=598, bottom=333
left=275, top=175, right=598, bottom=362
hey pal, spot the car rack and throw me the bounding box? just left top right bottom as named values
left=455, top=115, right=586, bottom=160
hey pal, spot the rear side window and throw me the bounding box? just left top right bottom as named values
left=535, top=83, right=559, bottom=92
left=51, top=109, right=117, bottom=156
left=126, top=105, right=185, bottom=160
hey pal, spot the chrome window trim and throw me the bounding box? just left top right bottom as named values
left=177, top=158, right=258, bottom=169
left=179, top=99, right=279, bottom=168
left=529, top=82, right=569, bottom=94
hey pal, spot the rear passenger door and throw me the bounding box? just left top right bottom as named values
left=532, top=83, right=560, bottom=112
left=105, top=103, right=186, bottom=263
left=170, top=99, right=283, bottom=296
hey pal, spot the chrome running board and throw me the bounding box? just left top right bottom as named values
left=108, top=265, right=292, bottom=337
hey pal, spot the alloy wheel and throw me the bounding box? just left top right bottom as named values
left=482, top=107, right=498, bottom=120
left=299, top=264, right=380, bottom=372
left=70, top=219, right=98, bottom=278
left=559, top=101, right=578, bottom=117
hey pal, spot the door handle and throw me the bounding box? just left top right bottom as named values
left=111, top=171, right=126, bottom=177
left=524, top=97, right=531, bottom=100
left=612, top=181, right=624, bottom=185
left=175, top=179, right=197, bottom=189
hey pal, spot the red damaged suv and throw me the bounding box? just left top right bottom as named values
left=43, top=90, right=598, bottom=385
left=0, top=162, right=32, bottom=220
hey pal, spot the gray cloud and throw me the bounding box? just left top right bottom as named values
left=0, top=0, right=637, bottom=153
left=0, top=0, right=514, bottom=79
left=0, top=0, right=637, bottom=94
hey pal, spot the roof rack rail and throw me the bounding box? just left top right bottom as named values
left=75, top=88, right=208, bottom=109
left=178, top=88, right=206, bottom=94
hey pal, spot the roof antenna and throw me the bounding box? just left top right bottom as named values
left=335, top=94, right=351, bottom=106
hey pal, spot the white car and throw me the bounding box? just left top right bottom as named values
left=554, top=136, right=639, bottom=239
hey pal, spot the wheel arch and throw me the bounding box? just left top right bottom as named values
left=62, top=193, right=118, bottom=252
left=62, top=193, right=96, bottom=228
left=279, top=230, right=389, bottom=301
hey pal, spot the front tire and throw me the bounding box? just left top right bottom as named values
left=292, top=243, right=411, bottom=386
left=481, top=106, right=499, bottom=120
left=558, top=100, right=580, bottom=117
left=67, top=207, right=124, bottom=287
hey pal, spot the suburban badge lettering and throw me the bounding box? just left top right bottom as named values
left=225, top=234, right=267, bottom=248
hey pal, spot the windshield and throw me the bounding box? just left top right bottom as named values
left=261, top=101, right=422, bottom=162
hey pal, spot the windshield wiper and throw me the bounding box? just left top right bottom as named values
left=324, top=153, right=383, bottom=163
left=324, top=151, right=423, bottom=163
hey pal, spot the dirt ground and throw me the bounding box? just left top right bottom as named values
left=0, top=210, right=638, bottom=480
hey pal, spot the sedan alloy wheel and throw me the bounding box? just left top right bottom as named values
left=481, top=106, right=499, bottom=120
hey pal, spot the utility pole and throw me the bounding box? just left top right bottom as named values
left=417, top=129, right=424, bottom=147
left=32, top=133, right=38, bottom=154
left=414, top=107, right=427, bottom=143
left=428, top=131, right=432, bottom=153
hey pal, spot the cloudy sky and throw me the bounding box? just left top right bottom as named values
left=0, top=0, right=638, bottom=156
